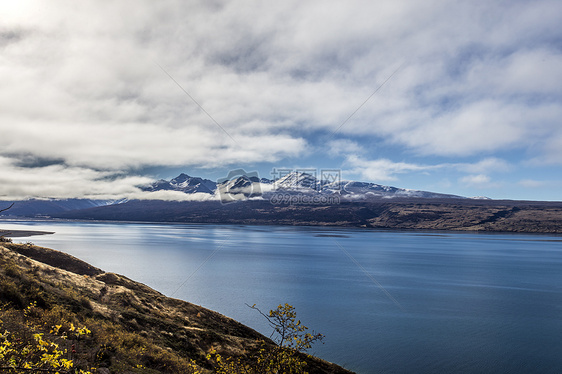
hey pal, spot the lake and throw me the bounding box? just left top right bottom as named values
left=2, top=220, right=562, bottom=373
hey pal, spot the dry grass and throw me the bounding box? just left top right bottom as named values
left=0, top=243, right=351, bottom=374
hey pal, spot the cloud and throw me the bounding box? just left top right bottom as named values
left=0, top=156, right=224, bottom=201
left=129, top=191, right=217, bottom=202
left=537, top=132, right=562, bottom=165
left=1, top=0, right=561, bottom=199
left=457, top=158, right=512, bottom=174
left=0, top=156, right=151, bottom=200
left=345, top=155, right=434, bottom=182
left=518, top=179, right=546, bottom=188
left=326, top=139, right=365, bottom=157
left=459, top=174, right=501, bottom=189
left=345, top=155, right=514, bottom=183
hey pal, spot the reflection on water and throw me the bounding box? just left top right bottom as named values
left=2, top=220, right=562, bottom=374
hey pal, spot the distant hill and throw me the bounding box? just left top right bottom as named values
left=4, top=173, right=562, bottom=234
left=0, top=199, right=113, bottom=217
left=0, top=172, right=465, bottom=219
left=54, top=198, right=562, bottom=234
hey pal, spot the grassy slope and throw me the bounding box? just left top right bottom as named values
left=0, top=242, right=351, bottom=374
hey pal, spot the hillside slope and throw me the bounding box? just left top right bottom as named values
left=55, top=198, right=562, bottom=234
left=0, top=242, right=351, bottom=373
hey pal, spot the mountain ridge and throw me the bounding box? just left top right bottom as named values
left=0, top=172, right=471, bottom=219
left=53, top=198, right=562, bottom=234
left=142, top=172, right=466, bottom=201
left=5, top=173, right=562, bottom=234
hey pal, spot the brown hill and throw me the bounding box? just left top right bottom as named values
left=0, top=241, right=352, bottom=373
left=56, top=198, right=562, bottom=234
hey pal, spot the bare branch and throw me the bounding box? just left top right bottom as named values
left=245, top=303, right=278, bottom=339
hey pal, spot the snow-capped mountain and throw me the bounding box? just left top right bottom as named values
left=328, top=180, right=460, bottom=199
left=274, top=171, right=319, bottom=190
left=216, top=175, right=263, bottom=201
left=142, top=173, right=216, bottom=194
left=271, top=172, right=462, bottom=199
left=142, top=172, right=465, bottom=200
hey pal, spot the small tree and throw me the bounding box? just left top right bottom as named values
left=248, top=303, right=324, bottom=352
left=208, top=303, right=324, bottom=374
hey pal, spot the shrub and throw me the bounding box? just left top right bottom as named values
left=208, top=304, right=324, bottom=374
left=0, top=303, right=95, bottom=373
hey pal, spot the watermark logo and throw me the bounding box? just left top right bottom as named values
left=269, top=193, right=341, bottom=205
left=320, top=169, right=341, bottom=190
left=218, top=168, right=342, bottom=205
left=271, top=168, right=318, bottom=190
left=270, top=168, right=341, bottom=192
left=217, top=168, right=262, bottom=204
left=269, top=168, right=341, bottom=205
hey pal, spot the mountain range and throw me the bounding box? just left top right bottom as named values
left=0, top=172, right=466, bottom=219
left=4, top=173, right=562, bottom=235
left=142, top=172, right=465, bottom=200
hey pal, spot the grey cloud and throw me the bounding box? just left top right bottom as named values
left=1, top=0, right=561, bottom=199
left=0, top=29, right=28, bottom=47
left=0, top=156, right=151, bottom=200
left=11, top=154, right=66, bottom=169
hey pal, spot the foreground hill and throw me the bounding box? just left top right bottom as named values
left=55, top=198, right=562, bottom=234
left=0, top=241, right=351, bottom=373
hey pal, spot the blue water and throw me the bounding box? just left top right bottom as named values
left=2, top=220, right=562, bottom=373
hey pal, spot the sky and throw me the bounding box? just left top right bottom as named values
left=1, top=0, right=562, bottom=201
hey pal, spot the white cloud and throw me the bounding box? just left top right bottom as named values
left=386, top=101, right=560, bottom=156
left=457, top=158, right=512, bottom=174
left=326, top=139, right=365, bottom=157
left=1, top=0, right=561, bottom=199
left=459, top=174, right=500, bottom=189
left=129, top=191, right=217, bottom=202
left=0, top=156, right=151, bottom=200
left=538, top=133, right=562, bottom=165
left=345, top=155, right=433, bottom=182
left=345, top=155, right=514, bottom=184
left=518, top=179, right=546, bottom=188
left=0, top=154, right=227, bottom=201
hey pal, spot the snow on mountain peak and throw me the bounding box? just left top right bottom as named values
left=142, top=174, right=216, bottom=194
left=141, top=172, right=466, bottom=201
left=275, top=171, right=318, bottom=190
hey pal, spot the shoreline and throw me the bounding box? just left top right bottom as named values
left=3, top=218, right=562, bottom=237
left=51, top=199, right=562, bottom=235
left=0, top=229, right=55, bottom=238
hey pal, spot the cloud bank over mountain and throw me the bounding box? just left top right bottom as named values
left=1, top=0, right=561, bottom=200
